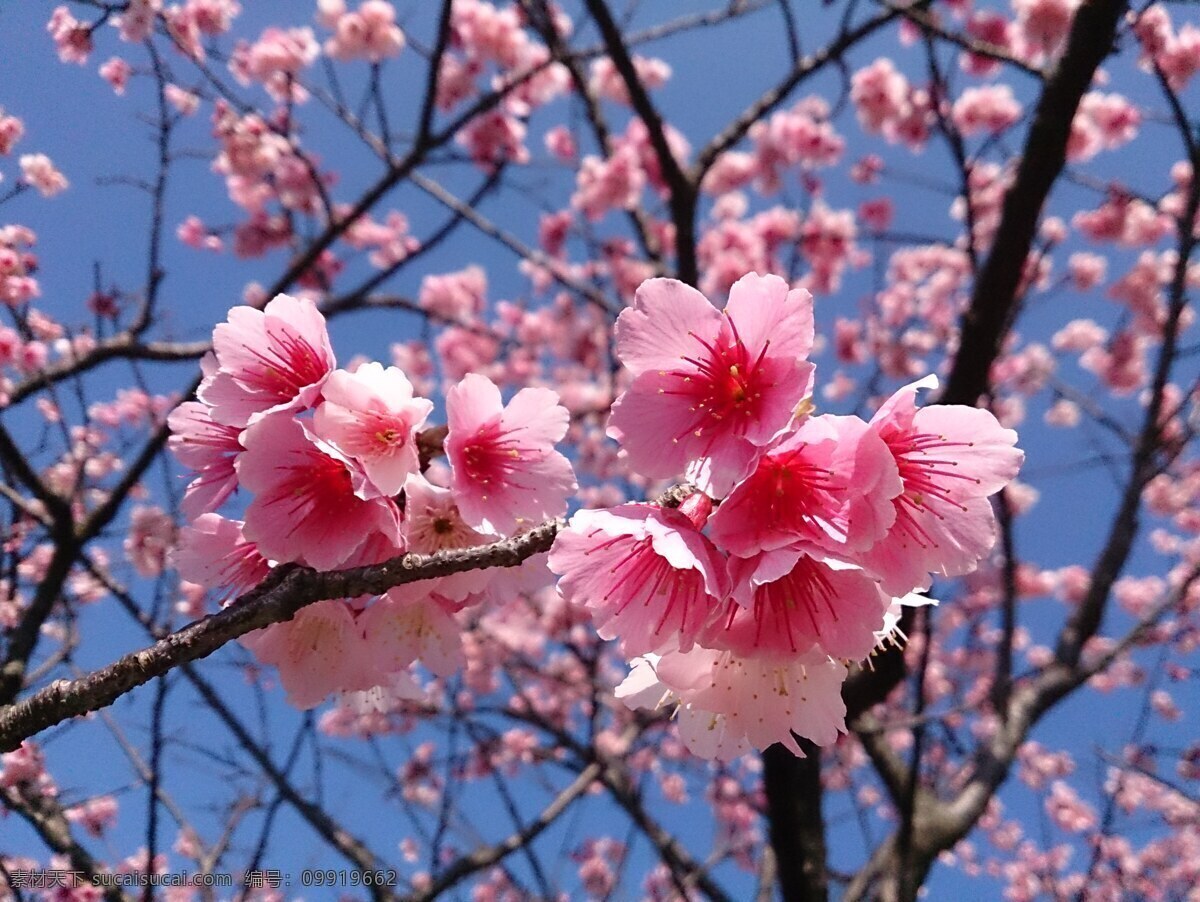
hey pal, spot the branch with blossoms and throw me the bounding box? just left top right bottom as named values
left=2, top=264, right=1024, bottom=760
left=0, top=521, right=559, bottom=754
left=7, top=0, right=1200, bottom=898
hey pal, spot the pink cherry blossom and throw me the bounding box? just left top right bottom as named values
left=0, top=741, right=46, bottom=788
left=859, top=197, right=893, bottom=232
left=188, top=0, right=241, bottom=36
left=962, top=11, right=1013, bottom=76
left=172, top=514, right=271, bottom=599
left=19, top=154, right=68, bottom=197
left=100, top=57, right=132, bottom=95
left=1068, top=252, right=1107, bottom=291
left=164, top=84, right=200, bottom=116
left=65, top=796, right=119, bottom=837
left=48, top=6, right=92, bottom=64
left=572, top=146, right=646, bottom=222
left=359, top=588, right=464, bottom=679
left=799, top=202, right=861, bottom=295
left=609, top=273, right=814, bottom=496
left=124, top=505, right=176, bottom=578
left=243, top=600, right=369, bottom=709
left=199, top=293, right=335, bottom=428
left=313, top=362, right=433, bottom=497
left=236, top=414, right=401, bottom=570
left=0, top=108, right=24, bottom=156
left=167, top=396, right=242, bottom=517
left=1013, top=0, right=1078, bottom=61
left=544, top=125, right=576, bottom=161
left=548, top=503, right=729, bottom=657
left=177, top=215, right=224, bottom=252
left=445, top=373, right=575, bottom=535
left=419, top=266, right=487, bottom=321
left=705, top=548, right=888, bottom=662
left=708, top=414, right=901, bottom=558
left=401, top=474, right=494, bottom=601
left=860, top=376, right=1025, bottom=594
left=230, top=27, right=319, bottom=101
left=322, top=0, right=406, bottom=62
left=457, top=111, right=529, bottom=171
left=617, top=647, right=848, bottom=760
left=850, top=58, right=910, bottom=139
left=112, top=0, right=160, bottom=43
left=951, top=85, right=1023, bottom=135
left=749, top=97, right=844, bottom=193
left=588, top=55, right=671, bottom=104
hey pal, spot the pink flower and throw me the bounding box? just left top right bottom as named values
left=400, top=474, right=494, bottom=601
left=707, top=414, right=901, bottom=559
left=189, top=0, right=241, bottom=36
left=544, top=125, right=576, bottom=160
left=617, top=647, right=848, bottom=760
left=114, top=0, right=159, bottom=43
left=0, top=108, right=25, bottom=155
left=703, top=548, right=888, bottom=662
left=231, top=26, right=319, bottom=100
left=243, top=600, right=369, bottom=709
left=124, top=505, right=176, bottom=577
left=65, top=796, right=119, bottom=837
left=548, top=504, right=729, bottom=657
left=608, top=273, right=814, bottom=496
left=456, top=111, right=529, bottom=171
left=951, top=85, right=1023, bottom=136
left=48, top=6, right=92, bottom=64
left=100, top=57, right=133, bottom=95
left=359, top=588, right=464, bottom=679
left=859, top=197, right=893, bottom=232
left=962, top=11, right=1013, bottom=77
left=177, top=215, right=223, bottom=252
left=850, top=58, right=910, bottom=137
left=1068, top=252, right=1107, bottom=291
left=19, top=154, right=68, bottom=197
left=167, top=396, right=242, bottom=517
left=172, top=514, right=270, bottom=599
left=572, top=146, right=645, bottom=221
left=323, top=0, right=406, bottom=62
left=445, top=373, right=576, bottom=535
left=1013, top=0, right=1077, bottom=60
left=859, top=376, right=1024, bottom=594
left=418, top=266, right=487, bottom=321
left=164, top=84, right=200, bottom=116
left=588, top=55, right=671, bottom=104
left=313, top=363, right=433, bottom=497
left=236, top=415, right=401, bottom=570
left=199, top=293, right=335, bottom=428
left=0, top=741, right=45, bottom=788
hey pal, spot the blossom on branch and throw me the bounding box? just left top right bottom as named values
left=608, top=273, right=815, bottom=496
left=445, top=373, right=576, bottom=536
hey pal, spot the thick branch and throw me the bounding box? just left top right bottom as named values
left=843, top=2, right=1131, bottom=896
left=940, top=0, right=1129, bottom=406
left=763, top=742, right=828, bottom=902
left=583, top=0, right=697, bottom=284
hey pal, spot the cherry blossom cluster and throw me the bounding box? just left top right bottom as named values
left=169, top=292, right=576, bottom=709
left=548, top=273, right=1023, bottom=759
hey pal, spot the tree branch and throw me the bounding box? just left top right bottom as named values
left=939, top=0, right=1130, bottom=406
left=0, top=521, right=560, bottom=752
